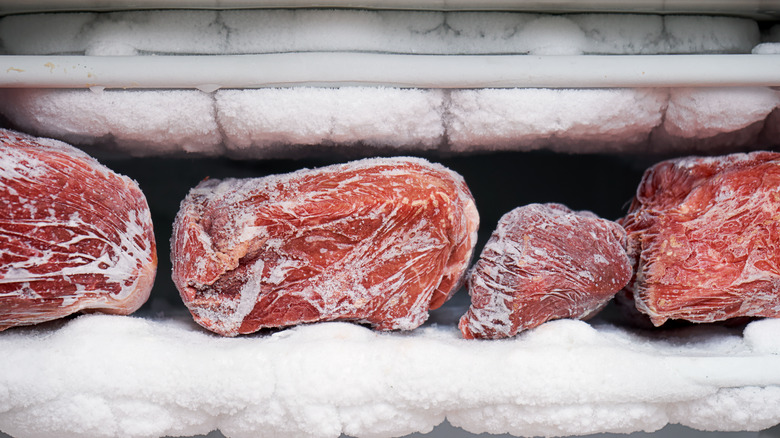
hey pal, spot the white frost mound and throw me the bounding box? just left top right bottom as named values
left=0, top=10, right=776, bottom=156
left=1, top=314, right=779, bottom=438
left=215, top=88, right=445, bottom=154
left=0, top=11, right=759, bottom=56
left=0, top=89, right=223, bottom=157
left=1, top=86, right=779, bottom=157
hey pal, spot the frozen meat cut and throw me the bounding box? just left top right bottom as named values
left=0, top=129, right=156, bottom=330
left=171, top=157, right=479, bottom=336
left=621, top=151, right=780, bottom=326
left=459, top=203, right=631, bottom=339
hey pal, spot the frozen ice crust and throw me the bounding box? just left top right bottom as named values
left=1, top=315, right=778, bottom=438
left=0, top=128, right=156, bottom=330
left=2, top=86, right=778, bottom=157
left=171, top=157, right=479, bottom=336
left=0, top=11, right=759, bottom=56
left=0, top=10, right=777, bottom=156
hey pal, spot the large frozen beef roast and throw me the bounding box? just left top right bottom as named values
left=621, top=151, right=780, bottom=326
left=0, top=129, right=156, bottom=330
left=172, top=157, right=479, bottom=336
left=459, top=203, right=631, bottom=339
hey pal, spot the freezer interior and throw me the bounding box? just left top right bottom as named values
left=1, top=2, right=780, bottom=438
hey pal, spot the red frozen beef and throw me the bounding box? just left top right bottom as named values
left=620, top=151, right=780, bottom=326
left=172, top=157, right=479, bottom=336
left=459, top=203, right=631, bottom=339
left=0, top=129, right=156, bottom=330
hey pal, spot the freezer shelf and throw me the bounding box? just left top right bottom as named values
left=1, top=307, right=779, bottom=438
left=2, top=54, right=780, bottom=89
left=1, top=0, right=780, bottom=19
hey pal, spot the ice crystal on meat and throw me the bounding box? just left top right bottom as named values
left=459, top=203, right=631, bottom=339
left=171, top=157, right=479, bottom=336
left=620, top=151, right=780, bottom=326
left=0, top=129, right=156, bottom=329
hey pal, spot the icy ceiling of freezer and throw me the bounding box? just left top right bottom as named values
left=0, top=10, right=760, bottom=56
left=1, top=0, right=779, bottom=19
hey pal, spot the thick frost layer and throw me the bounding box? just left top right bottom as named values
left=0, top=11, right=759, bottom=56
left=0, top=89, right=222, bottom=157
left=0, top=314, right=778, bottom=438
left=1, top=86, right=778, bottom=157
left=215, top=88, right=445, bottom=154
left=446, top=88, right=668, bottom=152
left=0, top=10, right=776, bottom=156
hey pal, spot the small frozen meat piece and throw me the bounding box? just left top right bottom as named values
left=459, top=203, right=631, bottom=339
left=172, top=157, right=479, bottom=336
left=0, top=129, right=156, bottom=330
left=620, top=151, right=780, bottom=326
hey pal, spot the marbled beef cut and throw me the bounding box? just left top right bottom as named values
left=621, top=151, right=780, bottom=326
left=0, top=129, right=156, bottom=330
left=172, top=157, right=479, bottom=336
left=459, top=203, right=631, bottom=339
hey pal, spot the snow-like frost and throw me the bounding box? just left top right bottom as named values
left=0, top=11, right=759, bottom=56
left=0, top=314, right=779, bottom=438
left=0, top=11, right=776, bottom=156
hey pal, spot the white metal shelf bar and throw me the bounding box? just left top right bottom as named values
left=1, top=54, right=780, bottom=90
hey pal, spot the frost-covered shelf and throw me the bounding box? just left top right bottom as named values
left=0, top=9, right=779, bottom=157
left=1, top=0, right=780, bottom=19
left=2, top=302, right=780, bottom=438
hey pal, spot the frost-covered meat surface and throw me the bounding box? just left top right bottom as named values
left=1, top=314, right=779, bottom=438
left=620, top=151, right=780, bottom=326
left=460, top=203, right=631, bottom=339
left=0, top=11, right=759, bottom=56
left=171, top=157, right=478, bottom=336
left=0, top=129, right=156, bottom=330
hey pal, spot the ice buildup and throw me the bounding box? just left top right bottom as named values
left=0, top=11, right=776, bottom=156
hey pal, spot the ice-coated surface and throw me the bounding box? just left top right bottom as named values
left=446, top=88, right=668, bottom=153
left=0, top=89, right=222, bottom=157
left=0, top=89, right=220, bottom=156
left=460, top=203, right=631, bottom=339
left=215, top=88, right=445, bottom=154
left=0, top=11, right=759, bottom=56
left=0, top=129, right=156, bottom=329
left=0, top=313, right=778, bottom=438
left=1, top=86, right=778, bottom=157
left=753, top=43, right=780, bottom=54
left=171, top=157, right=479, bottom=336
left=661, top=88, right=779, bottom=139
left=621, top=151, right=780, bottom=326
left=0, top=10, right=775, bottom=156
